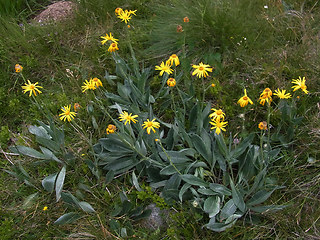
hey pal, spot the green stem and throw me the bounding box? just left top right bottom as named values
left=157, top=138, right=182, bottom=175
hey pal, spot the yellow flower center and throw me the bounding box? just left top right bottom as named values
left=146, top=122, right=153, bottom=127
left=301, top=84, right=306, bottom=90
left=199, top=66, right=204, bottom=71
left=243, top=96, right=248, bottom=100
left=112, top=43, right=116, bottom=47
left=30, top=85, right=35, bottom=90
left=65, top=110, right=70, bottom=115
left=216, top=110, right=222, bottom=115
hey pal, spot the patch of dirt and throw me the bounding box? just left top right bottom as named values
left=33, top=1, right=77, bottom=24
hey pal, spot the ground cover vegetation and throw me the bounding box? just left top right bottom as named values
left=0, top=0, right=320, bottom=239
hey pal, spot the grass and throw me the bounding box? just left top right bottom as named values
left=0, top=0, right=320, bottom=239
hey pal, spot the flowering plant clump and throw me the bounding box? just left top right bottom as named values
left=10, top=7, right=313, bottom=236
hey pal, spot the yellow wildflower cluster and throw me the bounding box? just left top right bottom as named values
left=209, top=108, right=228, bottom=135
left=100, top=32, right=119, bottom=53
left=118, top=111, right=160, bottom=135
left=115, top=7, right=137, bottom=24
left=81, top=77, right=103, bottom=92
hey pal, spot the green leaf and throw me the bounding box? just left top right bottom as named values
left=230, top=179, right=246, bottom=212
left=22, top=193, right=39, bottom=209
left=78, top=201, right=95, bottom=213
left=61, top=192, right=80, bottom=206
left=180, top=174, right=209, bottom=187
left=105, top=170, right=114, bottom=184
left=55, top=166, right=66, bottom=202
left=42, top=173, right=57, bottom=192
left=205, top=218, right=237, bottom=232
left=190, top=134, right=211, bottom=161
left=230, top=134, right=254, bottom=158
left=36, top=137, right=61, bottom=152
left=220, top=199, right=237, bottom=220
left=204, top=196, right=221, bottom=218
left=159, top=150, right=191, bottom=163
left=247, top=187, right=282, bottom=206
left=28, top=125, right=50, bottom=139
left=215, top=134, right=228, bottom=158
left=132, top=171, right=142, bottom=191
left=197, top=188, right=217, bottom=196
left=40, top=146, right=62, bottom=163
left=91, top=116, right=98, bottom=130
left=54, top=212, right=81, bottom=225
left=209, top=183, right=231, bottom=196
left=179, top=183, right=191, bottom=202
left=10, top=146, right=45, bottom=159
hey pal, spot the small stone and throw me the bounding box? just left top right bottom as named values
left=140, top=204, right=169, bottom=230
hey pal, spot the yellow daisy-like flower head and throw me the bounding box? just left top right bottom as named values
left=117, top=9, right=132, bottom=24
left=258, top=121, right=267, bottom=130
left=100, top=32, right=119, bottom=45
left=43, top=206, right=48, bottom=211
left=15, top=64, right=23, bottom=73
left=81, top=79, right=96, bottom=92
left=192, top=62, right=213, bottom=78
left=74, top=103, right=81, bottom=111
left=209, top=108, right=225, bottom=122
left=119, top=111, right=138, bottom=125
left=91, top=77, right=103, bottom=88
left=209, top=119, right=228, bottom=135
left=59, top=105, right=77, bottom=122
left=108, top=42, right=119, bottom=53
left=292, top=76, right=309, bottom=94
left=166, top=54, right=180, bottom=67
left=237, top=89, right=253, bottom=107
left=106, top=124, right=117, bottom=134
left=259, top=88, right=273, bottom=106
left=21, top=80, right=43, bottom=97
left=261, top=88, right=272, bottom=98
left=115, top=7, right=123, bottom=15
left=167, top=78, right=176, bottom=87
left=142, top=118, right=160, bottom=134
left=155, top=61, right=173, bottom=76
left=274, top=88, right=292, bottom=99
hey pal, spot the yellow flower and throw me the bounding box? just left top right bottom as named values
left=115, top=7, right=123, bottom=15
left=183, top=16, right=189, bottom=23
left=43, top=206, right=48, bottom=211
left=81, top=79, right=96, bottom=92
left=21, top=80, right=43, bottom=97
left=106, top=124, right=117, bottom=134
left=209, top=119, right=228, bottom=135
left=258, top=121, right=267, bottom=130
left=292, top=76, right=309, bottom=94
left=259, top=88, right=273, bottom=106
left=15, top=64, right=23, bottom=73
left=142, top=119, right=160, bottom=134
left=129, top=10, right=137, bottom=16
left=167, top=78, right=176, bottom=87
left=100, top=32, right=118, bottom=45
left=91, top=77, right=103, bottom=88
left=166, top=54, right=180, bottom=67
left=261, top=88, right=272, bottom=98
left=237, top=89, right=253, bottom=107
left=274, top=89, right=292, bottom=99
left=59, top=105, right=77, bottom=122
left=119, top=111, right=138, bottom=125
left=155, top=61, right=173, bottom=76
left=74, top=103, right=81, bottom=111
left=192, top=62, right=213, bottom=78
left=108, top=42, right=119, bottom=53
left=211, top=83, right=216, bottom=87
left=117, top=9, right=132, bottom=24
left=209, top=108, right=225, bottom=122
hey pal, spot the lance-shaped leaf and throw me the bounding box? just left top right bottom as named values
left=42, top=173, right=58, bottom=192
left=180, top=174, right=209, bottom=187
left=230, top=179, right=246, bottom=212
left=55, top=166, right=66, bottom=202
left=54, top=212, right=81, bottom=225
